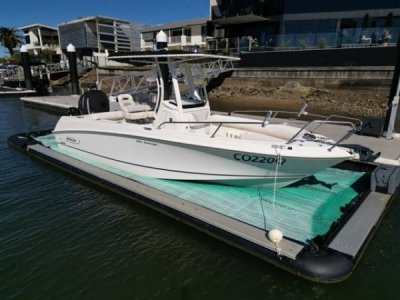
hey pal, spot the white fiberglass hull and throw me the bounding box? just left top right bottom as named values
left=53, top=117, right=353, bottom=188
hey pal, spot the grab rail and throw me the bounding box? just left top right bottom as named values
left=286, top=120, right=359, bottom=151
left=157, top=120, right=264, bottom=138
left=157, top=117, right=361, bottom=150
left=228, top=109, right=362, bottom=128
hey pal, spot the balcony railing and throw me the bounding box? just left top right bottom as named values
left=169, top=36, right=182, bottom=44
left=211, top=26, right=399, bottom=53
left=212, top=0, right=265, bottom=19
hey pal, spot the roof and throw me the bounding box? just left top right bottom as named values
left=142, top=17, right=209, bottom=33
left=19, top=24, right=58, bottom=31
left=58, top=15, right=133, bottom=26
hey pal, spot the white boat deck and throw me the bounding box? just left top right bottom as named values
left=227, top=112, right=400, bottom=166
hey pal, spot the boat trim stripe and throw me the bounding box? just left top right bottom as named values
left=61, top=143, right=306, bottom=179
left=53, top=129, right=349, bottom=161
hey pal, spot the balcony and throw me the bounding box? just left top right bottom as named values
left=169, top=36, right=182, bottom=44
left=212, top=0, right=268, bottom=24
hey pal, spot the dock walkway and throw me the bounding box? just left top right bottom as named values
left=20, top=95, right=120, bottom=114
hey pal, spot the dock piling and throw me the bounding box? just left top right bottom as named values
left=384, top=37, right=400, bottom=138
left=20, top=45, right=33, bottom=90
left=67, top=43, right=80, bottom=95
left=156, top=31, right=170, bottom=100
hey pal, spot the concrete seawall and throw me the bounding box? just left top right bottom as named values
left=231, top=66, right=394, bottom=89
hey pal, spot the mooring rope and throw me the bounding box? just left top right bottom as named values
left=272, top=147, right=282, bottom=225
left=258, top=146, right=282, bottom=230
left=258, top=187, right=268, bottom=230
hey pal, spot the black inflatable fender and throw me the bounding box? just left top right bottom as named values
left=297, top=250, right=354, bottom=282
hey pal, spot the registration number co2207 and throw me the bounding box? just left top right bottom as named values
left=233, top=154, right=286, bottom=165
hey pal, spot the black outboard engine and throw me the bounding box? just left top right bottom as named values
left=78, top=90, right=110, bottom=115
left=34, top=79, right=50, bottom=96
left=340, top=144, right=381, bottom=162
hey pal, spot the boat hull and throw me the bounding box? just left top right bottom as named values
left=54, top=126, right=351, bottom=188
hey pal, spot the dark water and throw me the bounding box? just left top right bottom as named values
left=1, top=97, right=399, bottom=300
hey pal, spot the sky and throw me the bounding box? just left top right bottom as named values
left=0, top=0, right=210, bottom=56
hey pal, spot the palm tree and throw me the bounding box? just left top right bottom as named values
left=0, top=27, right=23, bottom=56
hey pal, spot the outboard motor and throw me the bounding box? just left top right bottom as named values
left=34, top=79, right=50, bottom=96
left=340, top=144, right=381, bottom=162
left=78, top=90, right=110, bottom=115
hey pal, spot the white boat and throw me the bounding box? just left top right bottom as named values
left=53, top=50, right=358, bottom=188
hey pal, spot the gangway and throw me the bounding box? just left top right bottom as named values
left=99, top=52, right=237, bottom=98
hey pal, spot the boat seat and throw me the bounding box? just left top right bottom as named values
left=117, top=94, right=155, bottom=121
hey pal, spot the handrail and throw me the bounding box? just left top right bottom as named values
left=157, top=120, right=264, bottom=138
left=228, top=109, right=327, bottom=120
left=322, top=114, right=362, bottom=129
left=286, top=120, right=358, bottom=151
left=229, top=109, right=362, bottom=124
left=157, top=117, right=360, bottom=149
left=229, top=109, right=362, bottom=135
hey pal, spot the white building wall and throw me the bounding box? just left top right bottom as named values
left=21, top=27, right=60, bottom=56
left=191, top=25, right=205, bottom=46
left=141, top=23, right=207, bottom=50
left=27, top=31, right=39, bottom=48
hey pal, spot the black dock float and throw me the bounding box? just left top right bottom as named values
left=6, top=132, right=399, bottom=283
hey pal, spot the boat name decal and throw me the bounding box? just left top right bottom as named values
left=136, top=139, right=157, bottom=146
left=233, top=154, right=286, bottom=165
left=65, top=136, right=79, bottom=144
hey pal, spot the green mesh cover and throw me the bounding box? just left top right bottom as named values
left=36, top=134, right=365, bottom=243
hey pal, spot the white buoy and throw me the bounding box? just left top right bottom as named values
left=268, top=228, right=283, bottom=243
left=268, top=228, right=283, bottom=255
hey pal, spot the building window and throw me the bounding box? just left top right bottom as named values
left=98, top=25, right=115, bottom=34
left=281, top=20, right=337, bottom=48
left=99, top=34, right=115, bottom=42
left=142, top=32, right=155, bottom=41
left=338, top=14, right=400, bottom=46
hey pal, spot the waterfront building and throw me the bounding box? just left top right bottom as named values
left=141, top=18, right=209, bottom=51
left=209, top=0, right=400, bottom=52
left=58, top=16, right=145, bottom=55
left=19, top=24, right=60, bottom=57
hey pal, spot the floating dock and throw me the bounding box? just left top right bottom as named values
left=0, top=88, right=36, bottom=97
left=20, top=95, right=120, bottom=114
left=7, top=128, right=400, bottom=283
left=20, top=95, right=80, bottom=114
